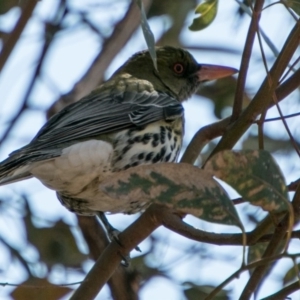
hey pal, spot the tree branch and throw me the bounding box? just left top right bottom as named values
left=230, top=0, right=264, bottom=121
left=209, top=19, right=300, bottom=158
left=77, top=216, right=139, bottom=300
left=71, top=197, right=300, bottom=300
left=70, top=204, right=167, bottom=300
left=0, top=0, right=38, bottom=72
left=180, top=118, right=230, bottom=164
left=260, top=281, right=300, bottom=300
left=180, top=65, right=300, bottom=166
left=0, top=2, right=64, bottom=144
left=240, top=184, right=300, bottom=298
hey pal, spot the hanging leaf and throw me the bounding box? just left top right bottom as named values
left=189, top=0, right=218, bottom=31
left=205, top=150, right=289, bottom=212
left=136, top=0, right=157, bottom=70
left=100, top=163, right=241, bottom=227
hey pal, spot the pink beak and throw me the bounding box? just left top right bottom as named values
left=196, top=64, right=238, bottom=81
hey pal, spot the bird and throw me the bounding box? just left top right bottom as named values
left=0, top=46, right=237, bottom=223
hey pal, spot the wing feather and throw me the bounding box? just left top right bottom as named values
left=10, top=89, right=183, bottom=159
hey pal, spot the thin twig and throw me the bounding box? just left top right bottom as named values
left=205, top=251, right=300, bottom=299
left=258, top=111, right=266, bottom=149
left=256, top=15, right=300, bottom=157
left=0, top=0, right=39, bottom=72
left=279, top=55, right=300, bottom=83
left=77, top=216, right=139, bottom=300
left=240, top=184, right=300, bottom=298
left=0, top=2, right=65, bottom=144
left=254, top=111, right=300, bottom=123
left=181, top=66, right=300, bottom=166
left=230, top=0, right=265, bottom=121
left=208, top=19, right=300, bottom=159
left=260, top=281, right=300, bottom=300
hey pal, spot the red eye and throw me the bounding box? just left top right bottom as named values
left=173, top=63, right=184, bottom=74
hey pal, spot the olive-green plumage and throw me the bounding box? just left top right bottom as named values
left=0, top=46, right=237, bottom=215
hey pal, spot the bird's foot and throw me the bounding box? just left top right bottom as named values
left=97, top=212, right=141, bottom=266
left=97, top=211, right=121, bottom=243
left=106, top=227, right=121, bottom=244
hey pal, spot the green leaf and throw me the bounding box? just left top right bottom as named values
left=136, top=0, right=157, bottom=70
left=189, top=0, right=218, bottom=31
left=100, top=163, right=241, bottom=227
left=205, top=150, right=289, bottom=212
left=283, top=263, right=300, bottom=284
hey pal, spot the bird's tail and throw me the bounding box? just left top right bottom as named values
left=0, top=155, right=33, bottom=186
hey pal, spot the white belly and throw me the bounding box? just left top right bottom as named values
left=31, top=140, right=113, bottom=195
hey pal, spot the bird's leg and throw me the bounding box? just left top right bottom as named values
left=96, top=212, right=141, bottom=266
left=97, top=211, right=131, bottom=266
left=96, top=212, right=141, bottom=252
left=97, top=211, right=120, bottom=243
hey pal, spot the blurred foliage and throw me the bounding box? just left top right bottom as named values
left=285, top=0, right=300, bottom=15
left=24, top=214, right=87, bottom=269
left=183, top=283, right=230, bottom=300
left=130, top=251, right=168, bottom=283
left=0, top=0, right=21, bottom=15
left=243, top=134, right=300, bottom=152
left=11, top=277, right=72, bottom=300
left=236, top=0, right=255, bottom=17
left=197, top=77, right=250, bottom=119
left=148, top=0, right=196, bottom=46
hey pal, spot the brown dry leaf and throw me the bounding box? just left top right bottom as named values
left=11, top=277, right=72, bottom=300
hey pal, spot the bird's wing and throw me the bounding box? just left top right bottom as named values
left=11, top=89, right=184, bottom=158
left=0, top=89, right=183, bottom=184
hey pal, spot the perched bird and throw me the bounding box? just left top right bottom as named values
left=0, top=46, right=237, bottom=219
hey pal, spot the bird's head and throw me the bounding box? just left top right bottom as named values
left=113, top=46, right=238, bottom=102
